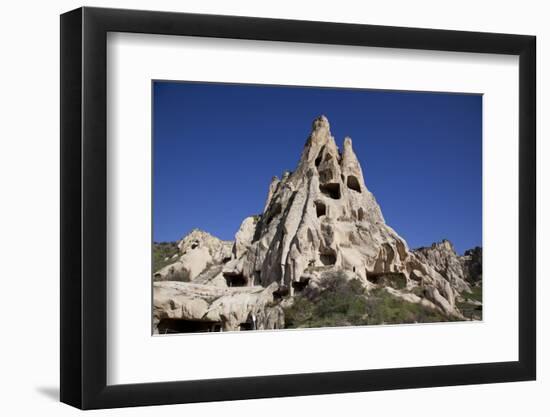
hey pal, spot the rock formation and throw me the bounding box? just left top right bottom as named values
left=153, top=115, right=482, bottom=332
left=413, top=240, right=471, bottom=293
left=221, top=116, right=465, bottom=317
left=413, top=241, right=482, bottom=290
left=461, top=246, right=483, bottom=285
left=153, top=229, right=232, bottom=282
left=154, top=281, right=283, bottom=333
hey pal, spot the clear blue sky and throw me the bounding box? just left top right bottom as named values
left=153, top=81, right=482, bottom=255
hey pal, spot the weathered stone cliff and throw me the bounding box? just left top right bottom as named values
left=413, top=240, right=472, bottom=293
left=462, top=246, right=483, bottom=284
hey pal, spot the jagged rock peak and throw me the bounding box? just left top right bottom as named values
left=436, top=239, right=454, bottom=251
left=462, top=246, right=482, bottom=283
left=177, top=229, right=231, bottom=254
left=413, top=240, right=471, bottom=293
left=312, top=114, right=330, bottom=131
left=293, top=116, right=339, bottom=183
left=221, top=116, right=464, bottom=316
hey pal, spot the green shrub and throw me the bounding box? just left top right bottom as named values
left=283, top=271, right=456, bottom=329
left=365, top=289, right=453, bottom=324
left=457, top=285, right=483, bottom=320
left=284, top=272, right=369, bottom=329
left=466, top=285, right=483, bottom=302
left=153, top=241, right=179, bottom=272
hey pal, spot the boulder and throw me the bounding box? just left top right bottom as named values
left=153, top=281, right=284, bottom=332
left=153, top=229, right=232, bottom=282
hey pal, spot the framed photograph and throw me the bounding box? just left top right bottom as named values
left=60, top=6, right=536, bottom=409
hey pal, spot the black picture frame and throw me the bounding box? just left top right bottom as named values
left=60, top=6, right=536, bottom=410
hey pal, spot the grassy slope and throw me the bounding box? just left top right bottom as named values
left=457, top=284, right=483, bottom=320
left=153, top=241, right=179, bottom=272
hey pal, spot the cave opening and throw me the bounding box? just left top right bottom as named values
left=158, top=318, right=222, bottom=334
left=239, top=318, right=255, bottom=331
left=315, top=201, right=327, bottom=217
left=319, top=252, right=337, bottom=266
left=357, top=207, right=365, bottom=221
left=223, top=273, right=248, bottom=287
left=366, top=273, right=381, bottom=285
left=292, top=278, right=311, bottom=292
left=346, top=175, right=362, bottom=193
left=319, top=183, right=341, bottom=199
left=273, top=286, right=289, bottom=300
left=314, top=146, right=325, bottom=167
left=266, top=202, right=282, bottom=224
left=315, top=154, right=322, bottom=167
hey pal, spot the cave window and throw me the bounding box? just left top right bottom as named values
left=319, top=183, right=341, bottom=199
left=315, top=154, right=322, bottom=167
left=158, top=318, right=222, bottom=334
left=273, top=286, right=289, bottom=300
left=239, top=321, right=254, bottom=331
left=314, top=146, right=325, bottom=167
left=224, top=273, right=248, bottom=287
left=191, top=241, right=199, bottom=249
left=266, top=202, right=282, bottom=224
left=319, top=252, right=336, bottom=266
left=366, top=272, right=381, bottom=285
left=346, top=175, right=361, bottom=193
left=292, top=278, right=310, bottom=292
left=357, top=208, right=365, bottom=221
left=314, top=201, right=326, bottom=217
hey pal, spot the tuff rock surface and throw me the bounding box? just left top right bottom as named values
left=153, top=229, right=232, bottom=282
left=153, top=282, right=283, bottom=333
left=413, top=241, right=483, bottom=290
left=413, top=240, right=472, bottom=294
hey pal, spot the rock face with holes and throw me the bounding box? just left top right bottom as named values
left=220, top=115, right=467, bottom=318
left=153, top=229, right=233, bottom=283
